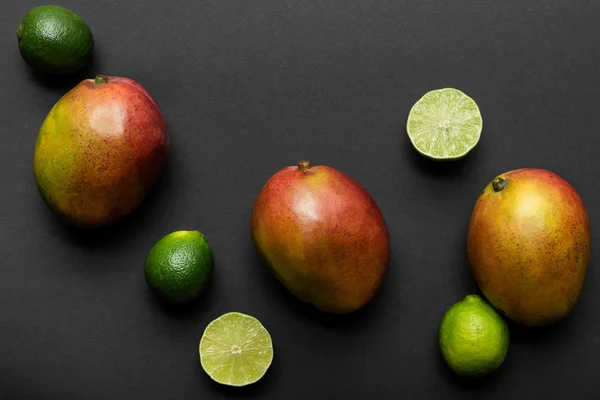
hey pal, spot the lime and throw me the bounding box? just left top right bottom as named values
left=144, top=230, right=213, bottom=304
left=16, top=5, right=94, bottom=75
left=439, top=294, right=509, bottom=378
left=406, top=88, right=482, bottom=160
left=199, top=312, right=274, bottom=387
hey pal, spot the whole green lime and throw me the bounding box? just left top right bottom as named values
left=145, top=230, right=214, bottom=304
left=16, top=5, right=94, bottom=75
left=439, top=294, right=509, bottom=377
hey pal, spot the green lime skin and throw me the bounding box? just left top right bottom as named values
left=439, top=294, right=509, bottom=378
left=145, top=231, right=214, bottom=304
left=16, top=5, right=94, bottom=75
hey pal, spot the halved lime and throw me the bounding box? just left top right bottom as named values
left=199, top=312, right=273, bottom=387
left=407, top=88, right=483, bottom=160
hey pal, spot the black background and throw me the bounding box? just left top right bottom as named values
left=2, top=1, right=599, bottom=399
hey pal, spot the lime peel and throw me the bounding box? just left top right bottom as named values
left=439, top=294, right=509, bottom=377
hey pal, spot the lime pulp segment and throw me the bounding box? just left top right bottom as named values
left=407, top=88, right=483, bottom=160
left=199, top=312, right=273, bottom=387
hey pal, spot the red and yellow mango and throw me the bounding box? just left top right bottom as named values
left=251, top=161, right=390, bottom=314
left=467, top=168, right=591, bottom=326
left=33, top=75, right=169, bottom=228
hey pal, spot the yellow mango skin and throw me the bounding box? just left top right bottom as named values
left=468, top=169, right=591, bottom=326
left=34, top=76, right=168, bottom=228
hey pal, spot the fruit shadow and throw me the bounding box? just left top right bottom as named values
left=434, top=343, right=509, bottom=392
left=43, top=152, right=177, bottom=254
left=27, top=44, right=103, bottom=94
left=249, top=243, right=397, bottom=333
left=403, top=136, right=480, bottom=179
left=144, top=266, right=218, bottom=320
left=506, top=312, right=578, bottom=347
left=200, top=351, right=280, bottom=398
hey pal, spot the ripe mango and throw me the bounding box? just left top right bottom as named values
left=467, top=168, right=591, bottom=326
left=33, top=75, right=169, bottom=229
left=251, top=161, right=390, bottom=314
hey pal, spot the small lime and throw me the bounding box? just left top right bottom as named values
left=407, top=88, right=483, bottom=160
left=200, top=312, right=274, bottom=387
left=16, top=5, right=94, bottom=75
left=144, top=230, right=213, bottom=304
left=439, top=294, right=509, bottom=377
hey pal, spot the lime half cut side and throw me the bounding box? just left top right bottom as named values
left=199, top=312, right=273, bottom=387
left=407, top=88, right=483, bottom=160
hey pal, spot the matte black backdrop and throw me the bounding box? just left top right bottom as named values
left=1, top=1, right=599, bottom=399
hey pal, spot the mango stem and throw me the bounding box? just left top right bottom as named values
left=94, top=75, right=109, bottom=84
left=492, top=177, right=509, bottom=192
left=298, top=160, right=312, bottom=170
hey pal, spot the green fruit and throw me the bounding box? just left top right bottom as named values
left=145, top=231, right=214, bottom=304
left=16, top=5, right=94, bottom=75
left=200, top=312, right=274, bottom=387
left=439, top=294, right=509, bottom=378
left=406, top=88, right=482, bottom=160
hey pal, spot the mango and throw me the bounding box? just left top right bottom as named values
left=467, top=168, right=591, bottom=326
left=33, top=75, right=169, bottom=228
left=251, top=160, right=390, bottom=314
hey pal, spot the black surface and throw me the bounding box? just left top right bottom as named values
left=2, top=1, right=599, bottom=399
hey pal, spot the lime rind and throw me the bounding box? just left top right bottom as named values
left=439, top=295, right=509, bottom=377
left=199, top=312, right=274, bottom=387
left=406, top=88, right=483, bottom=161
